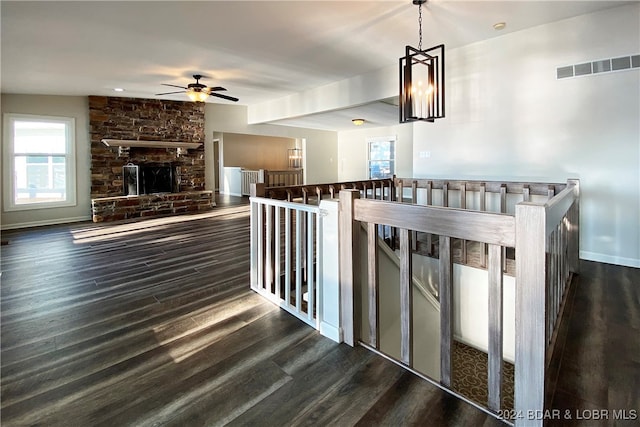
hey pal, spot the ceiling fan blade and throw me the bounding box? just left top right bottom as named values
left=208, top=86, right=227, bottom=92
left=210, top=93, right=239, bottom=102
left=156, top=91, right=186, bottom=96
left=161, top=83, right=188, bottom=89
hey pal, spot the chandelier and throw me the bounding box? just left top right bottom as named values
left=399, top=0, right=445, bottom=123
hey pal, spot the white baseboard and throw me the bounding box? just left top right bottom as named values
left=580, top=251, right=640, bottom=268
left=320, top=322, right=342, bottom=344
left=1, top=215, right=91, bottom=231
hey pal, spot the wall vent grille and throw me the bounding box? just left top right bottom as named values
left=557, top=54, right=639, bottom=79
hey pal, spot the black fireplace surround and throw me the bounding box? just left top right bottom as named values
left=123, top=163, right=177, bottom=196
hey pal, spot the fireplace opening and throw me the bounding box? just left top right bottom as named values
left=123, top=163, right=177, bottom=196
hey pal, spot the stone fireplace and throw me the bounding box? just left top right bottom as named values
left=89, top=96, right=214, bottom=222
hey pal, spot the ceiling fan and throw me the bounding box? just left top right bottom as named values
left=156, top=74, right=239, bottom=103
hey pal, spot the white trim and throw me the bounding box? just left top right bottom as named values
left=0, top=215, right=91, bottom=231
left=580, top=251, right=640, bottom=268
left=319, top=321, right=342, bottom=343
left=3, top=113, right=77, bottom=212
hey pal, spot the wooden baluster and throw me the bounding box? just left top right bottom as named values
left=295, top=209, right=302, bottom=312
left=274, top=206, right=281, bottom=300
left=443, top=181, right=449, bottom=207
left=285, top=206, right=292, bottom=308
left=387, top=180, right=396, bottom=250
left=315, top=187, right=322, bottom=206
left=439, top=235, right=453, bottom=386
left=568, top=179, right=580, bottom=275
left=411, top=180, right=418, bottom=251
left=265, top=204, right=274, bottom=293
left=367, top=222, right=380, bottom=349
left=426, top=181, right=433, bottom=256
left=500, top=184, right=507, bottom=272
left=488, top=243, right=504, bottom=411
left=523, top=185, right=530, bottom=202
left=307, top=211, right=315, bottom=321
left=301, top=188, right=309, bottom=282
left=257, top=203, right=265, bottom=291
left=400, top=228, right=413, bottom=366
left=398, top=180, right=404, bottom=203
left=460, top=182, right=467, bottom=264
left=480, top=183, right=487, bottom=268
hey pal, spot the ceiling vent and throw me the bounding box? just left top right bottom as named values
left=557, top=54, right=639, bottom=79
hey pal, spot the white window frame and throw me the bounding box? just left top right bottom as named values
left=367, top=135, right=396, bottom=179
left=3, top=113, right=77, bottom=211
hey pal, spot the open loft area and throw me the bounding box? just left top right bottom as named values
left=1, top=1, right=638, bottom=268
left=1, top=2, right=639, bottom=426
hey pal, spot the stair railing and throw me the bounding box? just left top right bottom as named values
left=338, top=179, right=579, bottom=426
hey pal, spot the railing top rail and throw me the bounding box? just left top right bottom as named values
left=264, top=169, right=304, bottom=174
left=353, top=198, right=516, bottom=247
left=395, top=177, right=567, bottom=196
left=261, top=178, right=393, bottom=200
left=265, top=178, right=392, bottom=191
left=517, top=181, right=579, bottom=235
left=250, top=196, right=322, bottom=214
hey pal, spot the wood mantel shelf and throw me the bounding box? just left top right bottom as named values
left=101, top=139, right=202, bottom=150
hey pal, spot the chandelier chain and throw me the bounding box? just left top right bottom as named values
left=418, top=2, right=423, bottom=50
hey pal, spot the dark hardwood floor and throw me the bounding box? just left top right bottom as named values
left=1, top=194, right=637, bottom=426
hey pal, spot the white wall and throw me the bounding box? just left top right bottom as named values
left=337, top=124, right=413, bottom=181
left=1, top=95, right=91, bottom=229
left=205, top=104, right=339, bottom=185
left=411, top=4, right=640, bottom=267
left=337, top=4, right=640, bottom=267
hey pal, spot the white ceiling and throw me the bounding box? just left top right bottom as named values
left=1, top=1, right=632, bottom=131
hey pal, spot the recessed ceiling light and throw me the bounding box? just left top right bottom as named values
left=113, top=88, right=125, bottom=92
left=493, top=22, right=506, bottom=31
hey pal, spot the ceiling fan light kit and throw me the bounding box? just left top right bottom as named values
left=187, top=88, right=209, bottom=102
left=156, top=74, right=239, bottom=103
left=399, top=0, right=445, bottom=123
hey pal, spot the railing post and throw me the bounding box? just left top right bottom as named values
left=515, top=202, right=547, bottom=426
left=339, top=189, right=360, bottom=347
left=439, top=235, right=453, bottom=387
left=319, top=199, right=342, bottom=343
left=250, top=182, right=265, bottom=198
left=567, top=179, right=580, bottom=275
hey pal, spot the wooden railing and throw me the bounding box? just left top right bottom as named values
left=249, top=196, right=322, bottom=329
left=252, top=178, right=394, bottom=205
left=249, top=177, right=579, bottom=425
left=241, top=169, right=303, bottom=196
left=338, top=179, right=580, bottom=426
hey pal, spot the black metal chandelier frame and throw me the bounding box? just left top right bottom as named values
left=399, top=1, right=445, bottom=123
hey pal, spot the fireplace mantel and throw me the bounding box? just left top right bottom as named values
left=101, top=139, right=202, bottom=149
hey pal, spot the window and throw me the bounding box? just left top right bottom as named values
left=368, top=136, right=396, bottom=179
left=3, top=114, right=76, bottom=210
